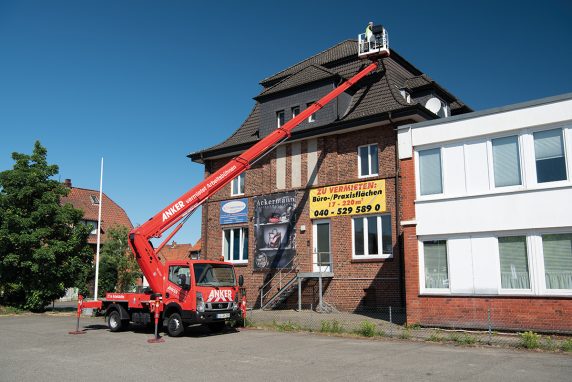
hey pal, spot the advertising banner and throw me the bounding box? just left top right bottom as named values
left=253, top=192, right=297, bottom=270
left=220, top=198, right=248, bottom=225
left=309, top=179, right=386, bottom=218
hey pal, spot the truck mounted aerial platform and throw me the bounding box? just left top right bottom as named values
left=79, top=24, right=390, bottom=337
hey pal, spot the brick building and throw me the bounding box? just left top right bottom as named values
left=60, top=179, right=133, bottom=248
left=59, top=179, right=133, bottom=299
left=398, top=93, right=572, bottom=332
left=189, top=40, right=470, bottom=310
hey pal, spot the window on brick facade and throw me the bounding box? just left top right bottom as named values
left=277, top=110, right=285, bottom=128
left=534, top=128, right=567, bottom=183
left=223, top=227, right=248, bottom=264
left=423, top=240, right=449, bottom=289
left=306, top=102, right=316, bottom=123
left=83, top=220, right=98, bottom=235
left=231, top=173, right=245, bottom=196
left=418, top=148, right=443, bottom=195
left=352, top=214, right=392, bottom=259
left=358, top=144, right=379, bottom=178
left=498, top=236, right=530, bottom=289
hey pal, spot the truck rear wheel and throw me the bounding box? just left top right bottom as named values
left=107, top=311, right=123, bottom=332
left=166, top=313, right=184, bottom=337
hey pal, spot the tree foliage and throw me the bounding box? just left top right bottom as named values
left=97, top=225, right=141, bottom=297
left=0, top=141, right=92, bottom=311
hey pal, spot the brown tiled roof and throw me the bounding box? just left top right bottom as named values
left=256, top=65, right=339, bottom=99
left=190, top=39, right=471, bottom=160
left=60, top=182, right=133, bottom=245
left=158, top=242, right=193, bottom=262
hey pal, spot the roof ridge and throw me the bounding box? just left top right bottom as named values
left=260, top=39, right=355, bottom=85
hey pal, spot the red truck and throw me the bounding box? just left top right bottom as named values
left=80, top=25, right=389, bottom=337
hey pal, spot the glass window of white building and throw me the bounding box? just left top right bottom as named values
left=424, top=240, right=449, bottom=289
left=498, top=236, right=530, bottom=289
left=542, top=233, right=572, bottom=290
left=419, top=148, right=443, bottom=195
left=534, top=129, right=567, bottom=183
left=492, top=136, right=522, bottom=187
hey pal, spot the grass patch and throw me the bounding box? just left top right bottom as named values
left=274, top=320, right=302, bottom=332
left=561, top=339, right=572, bottom=352
left=399, top=328, right=412, bottom=339
left=428, top=332, right=443, bottom=342
left=355, top=320, right=377, bottom=337
left=542, top=336, right=558, bottom=351
left=0, top=305, right=24, bottom=315
left=519, top=331, right=541, bottom=349
left=320, top=319, right=344, bottom=334
left=406, top=323, right=421, bottom=330
left=448, top=332, right=477, bottom=345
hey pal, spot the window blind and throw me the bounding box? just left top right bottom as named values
left=492, top=136, right=521, bottom=187
left=542, top=234, right=572, bottom=290
left=498, top=236, right=530, bottom=289
left=419, top=148, right=443, bottom=195
left=424, top=241, right=449, bottom=288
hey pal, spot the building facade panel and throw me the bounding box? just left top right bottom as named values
left=400, top=93, right=572, bottom=332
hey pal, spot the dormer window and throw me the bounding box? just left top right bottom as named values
left=292, top=106, right=300, bottom=118
left=90, top=195, right=99, bottom=205
left=306, top=102, right=316, bottom=123
left=276, top=110, right=285, bottom=128
left=399, top=89, right=411, bottom=103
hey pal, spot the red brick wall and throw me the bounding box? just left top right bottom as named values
left=400, top=151, right=572, bottom=333
left=201, top=125, right=403, bottom=310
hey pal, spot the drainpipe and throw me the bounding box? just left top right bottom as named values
left=388, top=111, right=406, bottom=308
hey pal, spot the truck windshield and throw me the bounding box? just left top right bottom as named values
left=194, top=263, right=236, bottom=287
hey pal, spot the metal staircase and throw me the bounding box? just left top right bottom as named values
left=258, top=253, right=335, bottom=310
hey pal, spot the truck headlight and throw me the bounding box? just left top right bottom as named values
left=196, top=292, right=205, bottom=313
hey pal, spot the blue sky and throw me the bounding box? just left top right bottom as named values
left=1, top=0, right=571, bottom=245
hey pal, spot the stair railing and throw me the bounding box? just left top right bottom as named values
left=258, top=253, right=299, bottom=308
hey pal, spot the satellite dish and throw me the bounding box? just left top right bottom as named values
left=425, top=97, right=442, bottom=115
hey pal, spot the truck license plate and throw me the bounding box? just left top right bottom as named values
left=216, top=313, right=230, bottom=319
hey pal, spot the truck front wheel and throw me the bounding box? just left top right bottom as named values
left=166, top=313, right=184, bottom=337
left=107, top=311, right=123, bottom=332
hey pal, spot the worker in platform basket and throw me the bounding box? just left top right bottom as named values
left=365, top=21, right=374, bottom=45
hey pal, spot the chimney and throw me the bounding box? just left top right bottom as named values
left=63, top=179, right=72, bottom=188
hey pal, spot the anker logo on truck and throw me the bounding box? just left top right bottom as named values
left=207, top=290, right=232, bottom=302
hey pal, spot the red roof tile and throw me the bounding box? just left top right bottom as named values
left=60, top=182, right=133, bottom=244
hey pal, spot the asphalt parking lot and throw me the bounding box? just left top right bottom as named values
left=0, top=314, right=570, bottom=382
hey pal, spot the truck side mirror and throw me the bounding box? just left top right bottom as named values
left=238, top=275, right=244, bottom=287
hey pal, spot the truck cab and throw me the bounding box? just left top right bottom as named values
left=162, top=259, right=244, bottom=336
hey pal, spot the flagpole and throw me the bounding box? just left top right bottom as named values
left=94, top=157, right=104, bottom=300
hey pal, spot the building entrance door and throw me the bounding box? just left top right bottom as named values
left=313, top=220, right=331, bottom=272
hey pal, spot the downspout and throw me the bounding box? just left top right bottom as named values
left=388, top=111, right=406, bottom=308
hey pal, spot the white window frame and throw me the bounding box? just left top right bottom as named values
left=276, top=110, right=285, bottom=128
left=419, top=239, right=451, bottom=294
left=487, top=134, right=525, bottom=191
left=530, top=126, right=569, bottom=186
left=351, top=214, right=392, bottom=260
left=222, top=227, right=248, bottom=264
left=415, top=146, right=444, bottom=198
left=231, top=173, right=245, bottom=196
left=291, top=106, right=300, bottom=119
left=495, top=234, right=535, bottom=295
left=306, top=102, right=316, bottom=123
left=357, top=143, right=379, bottom=178
left=536, top=230, right=572, bottom=296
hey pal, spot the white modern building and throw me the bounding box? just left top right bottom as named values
left=398, top=93, right=572, bottom=332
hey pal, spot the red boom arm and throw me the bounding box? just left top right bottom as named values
left=129, top=60, right=380, bottom=293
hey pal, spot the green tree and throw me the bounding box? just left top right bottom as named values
left=97, top=225, right=140, bottom=297
left=0, top=141, right=92, bottom=311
